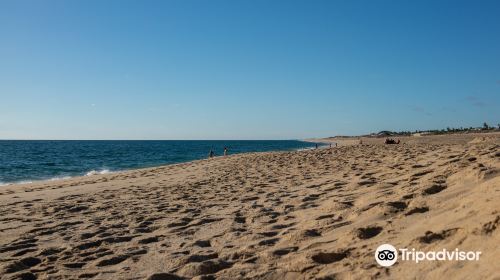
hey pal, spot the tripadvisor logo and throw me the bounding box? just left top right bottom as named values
left=375, top=244, right=482, bottom=267
left=375, top=244, right=398, bottom=267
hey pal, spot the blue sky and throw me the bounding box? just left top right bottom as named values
left=0, top=0, right=499, bottom=139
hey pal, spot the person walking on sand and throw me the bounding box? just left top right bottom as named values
left=223, top=147, right=228, bottom=156
left=209, top=149, right=215, bottom=158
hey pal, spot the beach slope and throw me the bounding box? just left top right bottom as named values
left=0, top=134, right=499, bottom=279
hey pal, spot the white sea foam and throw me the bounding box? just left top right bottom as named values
left=1, top=180, right=34, bottom=186
left=0, top=177, right=69, bottom=186
left=85, top=169, right=112, bottom=176
left=0, top=170, right=115, bottom=187
left=295, top=147, right=315, bottom=152
left=296, top=143, right=330, bottom=152
left=49, top=176, right=72, bottom=181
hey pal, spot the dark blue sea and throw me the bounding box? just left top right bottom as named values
left=0, top=140, right=317, bottom=185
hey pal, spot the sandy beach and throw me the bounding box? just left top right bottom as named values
left=0, top=133, right=499, bottom=280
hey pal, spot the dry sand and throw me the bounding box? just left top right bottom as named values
left=0, top=134, right=499, bottom=280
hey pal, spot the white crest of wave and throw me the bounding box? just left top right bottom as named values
left=12, top=180, right=33, bottom=185
left=85, top=169, right=111, bottom=176
left=0, top=180, right=39, bottom=186
left=49, top=176, right=72, bottom=181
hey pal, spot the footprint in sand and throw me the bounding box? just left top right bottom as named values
left=386, top=201, right=408, bottom=212
left=356, top=226, right=383, bottom=239
left=3, top=256, right=41, bottom=274
left=417, top=228, right=458, bottom=244
left=405, top=206, right=429, bottom=216
left=272, top=246, right=298, bottom=256
left=310, top=249, right=350, bottom=264
left=422, top=184, right=447, bottom=195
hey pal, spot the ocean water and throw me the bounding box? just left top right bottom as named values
left=0, top=140, right=317, bottom=185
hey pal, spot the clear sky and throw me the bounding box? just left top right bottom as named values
left=1, top=0, right=499, bottom=140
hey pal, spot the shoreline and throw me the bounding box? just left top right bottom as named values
left=2, top=132, right=497, bottom=188
left=0, top=140, right=321, bottom=187
left=0, top=156, right=211, bottom=189
left=0, top=148, right=324, bottom=190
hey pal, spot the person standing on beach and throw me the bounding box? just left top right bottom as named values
left=315, top=144, right=318, bottom=149
left=209, top=149, right=215, bottom=158
left=224, top=147, right=228, bottom=156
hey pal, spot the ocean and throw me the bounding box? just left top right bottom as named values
left=0, top=140, right=318, bottom=185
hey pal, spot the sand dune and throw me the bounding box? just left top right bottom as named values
left=0, top=134, right=499, bottom=279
